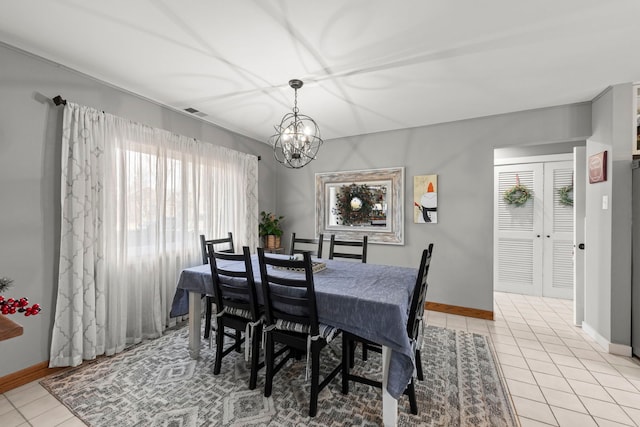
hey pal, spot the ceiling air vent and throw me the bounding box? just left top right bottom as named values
left=184, top=107, right=207, bottom=118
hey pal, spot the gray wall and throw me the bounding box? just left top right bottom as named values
left=586, top=84, right=633, bottom=347
left=276, top=103, right=592, bottom=313
left=0, top=43, right=276, bottom=377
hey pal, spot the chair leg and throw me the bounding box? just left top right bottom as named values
left=204, top=297, right=213, bottom=339
left=415, top=349, right=424, bottom=381
left=235, top=330, right=242, bottom=353
left=407, top=378, right=418, bottom=415
left=309, top=343, right=320, bottom=417
left=362, top=343, right=368, bottom=361
left=213, top=320, right=224, bottom=375
left=341, top=334, right=350, bottom=395
left=249, top=324, right=261, bottom=390
left=349, top=342, right=356, bottom=368
left=264, top=333, right=274, bottom=397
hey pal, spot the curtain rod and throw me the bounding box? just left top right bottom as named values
left=50, top=94, right=261, bottom=161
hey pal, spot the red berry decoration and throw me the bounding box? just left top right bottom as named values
left=0, top=277, right=41, bottom=317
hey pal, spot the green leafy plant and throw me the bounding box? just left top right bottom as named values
left=0, top=277, right=13, bottom=293
left=259, top=211, right=284, bottom=237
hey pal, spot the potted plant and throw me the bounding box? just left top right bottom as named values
left=259, top=211, right=284, bottom=249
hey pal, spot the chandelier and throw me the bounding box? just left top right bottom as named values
left=269, top=79, right=323, bottom=169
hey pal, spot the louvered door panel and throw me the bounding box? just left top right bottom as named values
left=498, top=170, right=535, bottom=232
left=543, top=161, right=574, bottom=299
left=552, top=240, right=574, bottom=290
left=494, top=163, right=543, bottom=295
left=553, top=168, right=573, bottom=233
left=497, top=239, right=534, bottom=285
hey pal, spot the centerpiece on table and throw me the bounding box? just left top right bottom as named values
left=259, top=211, right=284, bottom=249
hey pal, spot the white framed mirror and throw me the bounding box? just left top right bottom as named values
left=315, top=167, right=404, bottom=245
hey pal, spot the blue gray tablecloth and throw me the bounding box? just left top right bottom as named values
left=170, top=256, right=418, bottom=399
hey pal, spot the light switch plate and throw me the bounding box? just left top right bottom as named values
left=602, top=195, right=609, bottom=210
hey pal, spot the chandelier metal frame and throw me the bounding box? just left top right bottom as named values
left=269, top=79, right=323, bottom=169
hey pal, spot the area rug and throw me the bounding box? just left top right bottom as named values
left=41, top=324, right=517, bottom=426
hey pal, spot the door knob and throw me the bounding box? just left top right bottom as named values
left=578, top=243, right=585, bottom=250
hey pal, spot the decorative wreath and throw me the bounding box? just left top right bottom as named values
left=558, top=185, right=573, bottom=207
left=503, top=175, right=532, bottom=207
left=334, top=183, right=374, bottom=225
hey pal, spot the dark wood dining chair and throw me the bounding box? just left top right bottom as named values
left=207, top=245, right=263, bottom=389
left=328, top=234, right=368, bottom=263
left=200, top=232, right=235, bottom=340
left=200, top=232, right=234, bottom=264
left=328, top=234, right=369, bottom=361
left=289, top=232, right=324, bottom=258
left=257, top=248, right=342, bottom=417
left=341, top=243, right=434, bottom=415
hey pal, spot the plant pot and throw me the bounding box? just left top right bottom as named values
left=265, top=235, right=281, bottom=249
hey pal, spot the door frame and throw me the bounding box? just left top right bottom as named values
left=573, top=147, right=586, bottom=326
left=494, top=153, right=575, bottom=297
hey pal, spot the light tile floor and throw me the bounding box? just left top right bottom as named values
left=2, top=292, right=640, bottom=426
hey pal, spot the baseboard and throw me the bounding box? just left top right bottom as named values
left=425, top=302, right=494, bottom=320
left=0, top=361, right=68, bottom=393
left=582, top=321, right=632, bottom=356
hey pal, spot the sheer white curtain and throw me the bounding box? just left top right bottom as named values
left=50, top=102, right=258, bottom=367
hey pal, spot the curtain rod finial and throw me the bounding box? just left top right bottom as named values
left=53, top=95, right=67, bottom=106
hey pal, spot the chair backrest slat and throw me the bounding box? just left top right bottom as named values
left=407, top=243, right=434, bottom=340
left=257, top=248, right=319, bottom=335
left=290, top=232, right=324, bottom=258
left=200, top=232, right=234, bottom=264
left=207, top=244, right=259, bottom=320
left=328, top=234, right=368, bottom=263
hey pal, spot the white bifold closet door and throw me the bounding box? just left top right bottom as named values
left=494, top=161, right=574, bottom=298
left=542, top=161, right=574, bottom=299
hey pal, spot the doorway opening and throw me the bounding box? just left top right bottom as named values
left=493, top=141, right=586, bottom=315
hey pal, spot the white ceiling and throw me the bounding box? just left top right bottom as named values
left=2, top=0, right=640, bottom=143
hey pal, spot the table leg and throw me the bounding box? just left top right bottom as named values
left=382, top=345, right=398, bottom=427
left=188, top=291, right=202, bottom=359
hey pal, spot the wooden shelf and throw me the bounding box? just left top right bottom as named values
left=0, top=315, right=23, bottom=341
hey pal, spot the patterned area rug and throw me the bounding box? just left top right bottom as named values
left=41, top=325, right=517, bottom=426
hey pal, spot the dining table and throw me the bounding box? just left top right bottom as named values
left=170, top=254, right=418, bottom=427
